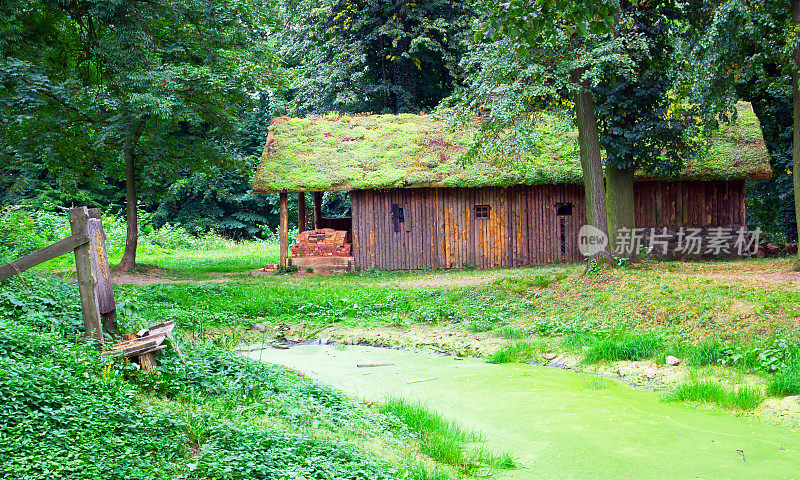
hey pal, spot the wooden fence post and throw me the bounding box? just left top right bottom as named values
left=298, top=192, right=307, bottom=232
left=313, top=192, right=323, bottom=229
left=87, top=208, right=118, bottom=335
left=69, top=207, right=103, bottom=343
left=280, top=193, right=289, bottom=268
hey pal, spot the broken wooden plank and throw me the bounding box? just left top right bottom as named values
left=0, top=233, right=89, bottom=281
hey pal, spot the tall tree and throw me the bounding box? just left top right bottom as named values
left=0, top=0, right=279, bottom=270
left=461, top=0, right=631, bottom=263
left=597, top=0, right=699, bottom=251
left=686, top=0, right=800, bottom=265
left=280, top=0, right=475, bottom=114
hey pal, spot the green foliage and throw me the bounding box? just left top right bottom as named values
left=492, top=326, right=528, bottom=340
left=0, top=206, right=70, bottom=263
left=687, top=340, right=733, bottom=367
left=274, top=265, right=299, bottom=275
left=671, top=381, right=764, bottom=411
left=766, top=363, right=800, bottom=397
left=0, top=320, right=186, bottom=479
left=193, top=425, right=399, bottom=480
left=280, top=0, right=475, bottom=115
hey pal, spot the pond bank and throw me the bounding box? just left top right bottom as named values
left=244, top=344, right=798, bottom=480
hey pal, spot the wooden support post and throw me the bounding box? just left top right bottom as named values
left=87, top=208, right=118, bottom=335
left=280, top=192, right=289, bottom=268
left=298, top=193, right=307, bottom=233
left=313, top=191, right=323, bottom=229
left=69, top=207, right=103, bottom=344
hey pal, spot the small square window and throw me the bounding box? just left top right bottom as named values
left=475, top=205, right=491, bottom=219
left=556, top=202, right=573, bottom=216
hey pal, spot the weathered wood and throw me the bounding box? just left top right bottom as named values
left=70, top=207, right=104, bottom=344
left=298, top=193, right=307, bottom=232
left=138, top=352, right=158, bottom=372
left=280, top=193, right=289, bottom=268
left=87, top=216, right=118, bottom=333
left=0, top=234, right=88, bottom=281
left=348, top=181, right=747, bottom=270
left=313, top=192, right=323, bottom=229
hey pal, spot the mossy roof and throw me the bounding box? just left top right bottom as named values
left=253, top=103, right=771, bottom=193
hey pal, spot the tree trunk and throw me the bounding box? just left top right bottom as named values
left=605, top=163, right=636, bottom=258
left=793, top=0, right=800, bottom=270
left=116, top=135, right=139, bottom=272
left=571, top=68, right=613, bottom=264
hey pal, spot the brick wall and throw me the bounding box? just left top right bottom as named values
left=291, top=228, right=352, bottom=257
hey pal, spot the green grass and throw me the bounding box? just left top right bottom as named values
left=380, top=397, right=513, bottom=474
left=493, top=326, right=528, bottom=340
left=137, top=241, right=280, bottom=273
left=687, top=340, right=732, bottom=366
left=672, top=381, right=764, bottom=411
left=486, top=341, right=539, bottom=364
left=583, top=333, right=664, bottom=363
left=767, top=363, right=800, bottom=397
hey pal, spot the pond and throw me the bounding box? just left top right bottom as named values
left=244, top=344, right=798, bottom=480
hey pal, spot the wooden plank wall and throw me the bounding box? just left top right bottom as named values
left=633, top=180, right=746, bottom=227
left=351, top=180, right=746, bottom=270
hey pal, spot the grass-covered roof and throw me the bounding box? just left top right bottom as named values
left=253, top=103, right=771, bottom=193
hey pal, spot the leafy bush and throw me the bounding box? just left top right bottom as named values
left=0, top=275, right=84, bottom=337
left=0, top=207, right=70, bottom=262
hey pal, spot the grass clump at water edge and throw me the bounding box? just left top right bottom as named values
left=379, top=397, right=514, bottom=474
left=582, top=333, right=663, bottom=363
left=486, top=341, right=540, bottom=364
left=670, top=381, right=764, bottom=411
left=767, top=362, right=800, bottom=397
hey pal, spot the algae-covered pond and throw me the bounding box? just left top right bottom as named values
left=245, top=345, right=798, bottom=480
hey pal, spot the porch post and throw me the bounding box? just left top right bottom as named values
left=313, top=192, right=323, bottom=229
left=298, top=192, right=306, bottom=232
left=280, top=192, right=289, bottom=268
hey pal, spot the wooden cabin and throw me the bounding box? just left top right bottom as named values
left=253, top=103, right=771, bottom=270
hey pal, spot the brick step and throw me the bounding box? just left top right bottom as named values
left=290, top=256, right=354, bottom=273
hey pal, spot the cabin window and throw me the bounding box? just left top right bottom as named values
left=391, top=203, right=404, bottom=232
left=475, top=204, right=491, bottom=219
left=556, top=202, right=573, bottom=216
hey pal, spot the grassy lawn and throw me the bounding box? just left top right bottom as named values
left=121, top=257, right=800, bottom=343
left=40, top=236, right=280, bottom=274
